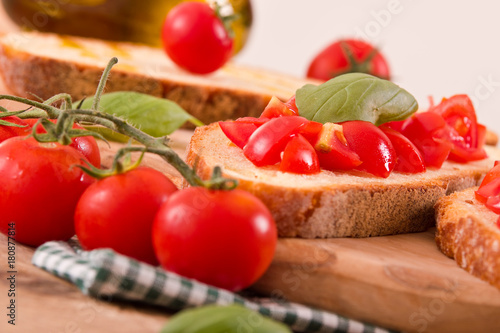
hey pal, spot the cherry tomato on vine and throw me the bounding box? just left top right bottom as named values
left=0, top=115, right=30, bottom=142
left=24, top=119, right=101, bottom=167
left=75, top=167, right=178, bottom=265
left=0, top=137, right=94, bottom=246
left=152, top=187, right=277, bottom=291
left=161, top=1, right=234, bottom=74
left=307, top=39, right=390, bottom=81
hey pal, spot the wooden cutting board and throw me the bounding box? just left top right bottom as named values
left=100, top=130, right=500, bottom=333
left=1, top=130, right=499, bottom=333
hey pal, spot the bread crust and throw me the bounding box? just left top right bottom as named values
left=187, top=123, right=500, bottom=238
left=0, top=32, right=317, bottom=126
left=435, top=188, right=500, bottom=290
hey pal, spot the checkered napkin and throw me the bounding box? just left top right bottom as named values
left=32, top=240, right=396, bottom=333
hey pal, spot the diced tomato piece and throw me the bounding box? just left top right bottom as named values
left=342, top=121, right=396, bottom=178
left=402, top=112, right=452, bottom=169
left=431, top=94, right=478, bottom=148
left=260, top=96, right=299, bottom=119
left=476, top=178, right=500, bottom=204
left=476, top=123, right=487, bottom=149
left=314, top=122, right=362, bottom=171
left=480, top=162, right=500, bottom=188
left=280, top=134, right=320, bottom=174
left=383, top=120, right=406, bottom=133
left=235, top=117, right=269, bottom=126
left=448, top=145, right=487, bottom=163
left=380, top=126, right=425, bottom=174
left=299, top=121, right=323, bottom=145
left=285, top=95, right=299, bottom=114
left=243, top=116, right=309, bottom=166
left=486, top=195, right=500, bottom=214
left=219, top=121, right=258, bottom=149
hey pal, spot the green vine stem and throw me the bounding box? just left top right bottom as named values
left=0, top=57, right=237, bottom=190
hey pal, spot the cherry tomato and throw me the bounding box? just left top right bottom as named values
left=0, top=137, right=94, bottom=246
left=152, top=187, right=277, bottom=291
left=342, top=121, right=396, bottom=178
left=0, top=115, right=30, bottom=142
left=24, top=119, right=101, bottom=167
left=307, top=39, right=390, bottom=81
left=280, top=134, right=320, bottom=174
left=243, top=116, right=309, bottom=166
left=401, top=112, right=452, bottom=169
left=314, top=122, right=362, bottom=171
left=161, top=1, right=233, bottom=74
left=380, top=126, right=426, bottom=174
left=75, top=167, right=177, bottom=265
left=259, top=96, right=298, bottom=119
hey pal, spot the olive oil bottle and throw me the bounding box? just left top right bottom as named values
left=1, top=0, right=252, bottom=54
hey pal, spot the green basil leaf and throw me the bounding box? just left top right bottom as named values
left=296, top=73, right=418, bottom=126
left=161, top=305, right=292, bottom=333
left=78, top=92, right=203, bottom=137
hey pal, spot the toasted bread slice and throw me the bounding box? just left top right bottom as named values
left=0, top=31, right=317, bottom=125
left=186, top=122, right=500, bottom=238
left=435, top=188, right=500, bottom=289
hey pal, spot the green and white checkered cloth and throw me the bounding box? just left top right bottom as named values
left=32, top=240, right=396, bottom=333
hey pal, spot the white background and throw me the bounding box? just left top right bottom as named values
left=234, top=0, right=500, bottom=136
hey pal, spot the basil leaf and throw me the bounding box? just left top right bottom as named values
left=296, top=73, right=418, bottom=126
left=161, top=305, right=292, bottom=333
left=78, top=92, right=203, bottom=137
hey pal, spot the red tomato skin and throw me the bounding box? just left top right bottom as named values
left=75, top=167, right=177, bottom=265
left=161, top=2, right=233, bottom=74
left=314, top=123, right=362, bottom=171
left=0, top=116, right=30, bottom=142
left=342, top=121, right=396, bottom=178
left=280, top=134, right=320, bottom=174
left=307, top=39, right=390, bottom=81
left=259, top=96, right=298, bottom=119
left=243, top=116, right=309, bottom=166
left=219, top=121, right=258, bottom=149
left=401, top=112, right=452, bottom=169
left=380, top=126, right=426, bottom=174
left=24, top=119, right=101, bottom=167
left=152, top=187, right=277, bottom=291
left=475, top=178, right=500, bottom=204
left=0, top=137, right=94, bottom=246
left=479, top=162, right=500, bottom=188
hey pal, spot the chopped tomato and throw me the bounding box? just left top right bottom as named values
left=280, top=134, right=320, bottom=174
left=342, top=121, right=396, bottom=178
left=479, top=162, right=500, bottom=188
left=431, top=95, right=478, bottom=148
left=219, top=121, right=258, bottom=149
left=243, top=116, right=309, bottom=166
left=284, top=95, right=299, bottom=114
left=235, top=117, right=268, bottom=126
left=401, top=112, right=452, bottom=169
left=299, top=120, right=323, bottom=145
left=380, top=126, right=425, bottom=174
left=475, top=177, right=500, bottom=204
left=314, top=122, right=362, bottom=171
left=383, top=119, right=406, bottom=133
left=486, top=195, right=500, bottom=214
left=430, top=94, right=486, bottom=163
left=259, top=96, right=299, bottom=119
left=477, top=124, right=487, bottom=149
